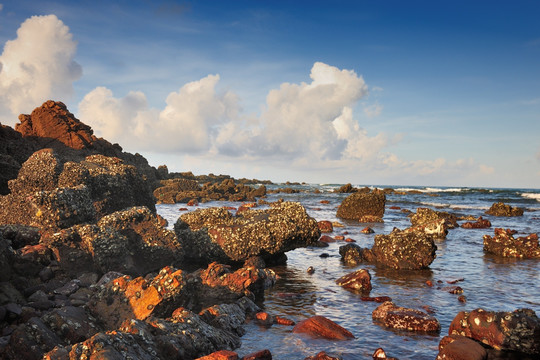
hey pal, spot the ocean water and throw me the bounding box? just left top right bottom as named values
left=157, top=185, right=540, bottom=360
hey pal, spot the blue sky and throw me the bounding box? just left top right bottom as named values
left=0, top=1, right=539, bottom=188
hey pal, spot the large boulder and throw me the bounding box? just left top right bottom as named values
left=371, top=228, right=437, bottom=269
left=448, top=308, right=540, bottom=354
left=485, top=202, right=524, bottom=217
left=409, top=207, right=458, bottom=230
left=336, top=190, right=386, bottom=221
left=174, top=201, right=320, bottom=265
left=483, top=228, right=539, bottom=258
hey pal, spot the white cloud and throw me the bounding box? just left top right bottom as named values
left=0, top=15, right=82, bottom=124
left=363, top=102, right=383, bottom=118
left=78, top=74, right=240, bottom=153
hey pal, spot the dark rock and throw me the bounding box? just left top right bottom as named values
left=41, top=306, right=100, bottom=344
left=334, top=183, right=357, bottom=193
left=335, top=269, right=372, bottom=293
left=175, top=201, right=320, bottom=265
left=448, top=308, right=540, bottom=354
left=199, top=297, right=260, bottom=336
left=483, top=228, right=539, bottom=258
left=485, top=202, right=524, bottom=217
left=336, top=190, right=386, bottom=221
left=4, top=317, right=63, bottom=360
left=372, top=301, right=441, bottom=333
left=293, top=315, right=355, bottom=340
left=371, top=228, right=437, bottom=269
left=0, top=224, right=41, bottom=249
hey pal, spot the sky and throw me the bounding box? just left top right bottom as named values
left=0, top=1, right=539, bottom=188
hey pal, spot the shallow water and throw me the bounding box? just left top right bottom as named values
left=157, top=185, right=540, bottom=359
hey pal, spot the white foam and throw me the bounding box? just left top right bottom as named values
left=522, top=193, right=540, bottom=202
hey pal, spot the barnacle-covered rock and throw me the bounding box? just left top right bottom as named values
left=485, top=202, right=524, bottom=217
left=371, top=228, right=437, bottom=269
left=372, top=301, right=440, bottom=333
left=483, top=228, right=539, bottom=258
left=175, top=201, right=320, bottom=265
left=335, top=269, right=372, bottom=293
left=409, top=207, right=458, bottom=229
left=338, top=243, right=375, bottom=266
left=448, top=308, right=540, bottom=354
left=336, top=190, right=386, bottom=221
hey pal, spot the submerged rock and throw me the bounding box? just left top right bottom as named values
left=175, top=201, right=320, bottom=265
left=483, top=228, right=539, bottom=258
left=293, top=315, right=355, bottom=340
left=448, top=308, right=540, bottom=354
left=372, top=301, right=440, bottom=333
left=336, top=190, right=386, bottom=221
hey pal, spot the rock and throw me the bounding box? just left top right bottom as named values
left=461, top=217, right=491, bottom=229
left=334, top=183, right=356, bottom=193
left=372, top=347, right=398, bottom=360
left=359, top=215, right=384, bottom=223
left=241, top=349, right=272, bottom=360
left=197, top=350, right=240, bottom=360
left=372, top=301, right=440, bottom=333
left=483, top=228, right=539, bottom=258
left=88, top=266, right=188, bottom=330
left=305, top=351, right=342, bottom=360
left=371, top=228, right=437, bottom=269
left=44, top=206, right=183, bottom=276
left=338, top=243, right=374, bottom=266
left=318, top=220, right=334, bottom=233
left=448, top=308, right=540, bottom=354
left=175, top=201, right=320, bottom=265
left=255, top=312, right=275, bottom=326
left=336, top=190, right=386, bottom=221
left=410, top=207, right=458, bottom=229
left=41, top=306, right=100, bottom=344
left=0, top=224, right=41, bottom=250
left=361, top=227, right=374, bottom=234
left=403, top=218, right=448, bottom=238
left=335, top=269, right=372, bottom=293
left=436, top=335, right=488, bottom=360
left=199, top=297, right=260, bottom=336
left=293, top=315, right=355, bottom=340
left=485, top=202, right=524, bottom=217
left=4, top=317, right=64, bottom=360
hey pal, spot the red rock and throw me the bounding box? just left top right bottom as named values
left=361, top=226, right=374, bottom=234
left=196, top=350, right=239, bottom=360
left=320, top=200, right=330, bottom=204
left=426, top=280, right=434, bottom=287
left=187, top=199, right=199, bottom=206
left=436, top=335, right=487, bottom=360
left=319, top=235, right=337, bottom=243
left=304, top=351, right=342, bottom=360
left=461, top=217, right=491, bottom=229
left=293, top=315, right=355, bottom=340
left=360, top=296, right=392, bottom=303
left=458, top=295, right=467, bottom=303
left=336, top=269, right=372, bottom=293
left=241, top=349, right=272, bottom=360
left=447, top=286, right=464, bottom=294
left=447, top=278, right=465, bottom=284
left=483, top=229, right=539, bottom=258
left=345, top=238, right=356, bottom=243
left=389, top=206, right=401, bottom=210
left=275, top=316, right=295, bottom=326
left=334, top=235, right=345, bottom=240
left=372, top=301, right=440, bottom=333
left=178, top=207, right=189, bottom=211
left=318, top=220, right=334, bottom=233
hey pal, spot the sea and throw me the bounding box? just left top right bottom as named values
left=156, top=184, right=540, bottom=360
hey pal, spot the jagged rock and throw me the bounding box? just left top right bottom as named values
left=483, top=228, right=539, bottom=258
left=448, top=308, right=540, bottom=354
left=336, top=190, right=385, bottom=221
left=293, top=315, right=355, bottom=340
left=485, top=202, right=524, bottom=217
left=175, top=201, right=320, bottom=265
left=371, top=227, right=437, bottom=269
left=372, top=301, right=440, bottom=333
left=44, top=207, right=183, bottom=277
left=410, top=207, right=458, bottom=230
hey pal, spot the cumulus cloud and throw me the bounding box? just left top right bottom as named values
left=0, top=15, right=82, bottom=124
left=78, top=74, right=240, bottom=153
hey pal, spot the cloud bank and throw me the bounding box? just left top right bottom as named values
left=0, top=15, right=82, bottom=122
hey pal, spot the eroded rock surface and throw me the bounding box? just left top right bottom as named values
left=483, top=228, right=539, bottom=258
left=336, top=190, right=386, bottom=221
left=372, top=301, right=440, bottom=333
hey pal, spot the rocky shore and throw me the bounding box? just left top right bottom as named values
left=1, top=101, right=539, bottom=359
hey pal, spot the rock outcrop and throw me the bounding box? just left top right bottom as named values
left=372, top=301, right=440, bottom=333
left=483, top=228, right=540, bottom=258
left=336, top=190, right=386, bottom=221
left=485, top=202, right=524, bottom=217
left=174, top=201, right=320, bottom=265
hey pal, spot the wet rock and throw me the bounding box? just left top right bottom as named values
left=371, top=228, right=437, bottom=269
left=372, top=301, right=441, bottom=333
left=338, top=243, right=375, bottom=266
left=305, top=351, right=342, bottom=360
left=436, top=334, right=488, bottom=360
left=448, top=308, right=540, bottom=354
left=318, top=220, right=334, bottom=233
left=175, top=201, right=320, bottom=265
left=360, top=296, right=392, bottom=303
left=403, top=218, right=448, bottom=239
left=410, top=207, right=458, bottom=230
left=241, top=349, right=272, bottom=360
left=197, top=350, right=240, bottom=360
left=461, top=217, right=491, bottom=229
left=41, top=306, right=100, bottom=344
left=361, top=227, right=375, bottom=234
left=483, top=228, right=539, bottom=258
left=335, top=269, right=372, bottom=293
left=293, top=315, right=355, bottom=340
left=255, top=312, right=275, bottom=326
left=359, top=215, right=384, bottom=223
left=199, top=297, right=260, bottom=336
left=485, top=202, right=524, bottom=217
left=336, top=190, right=386, bottom=221
left=372, top=347, right=398, bottom=360
left=4, top=317, right=63, bottom=360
